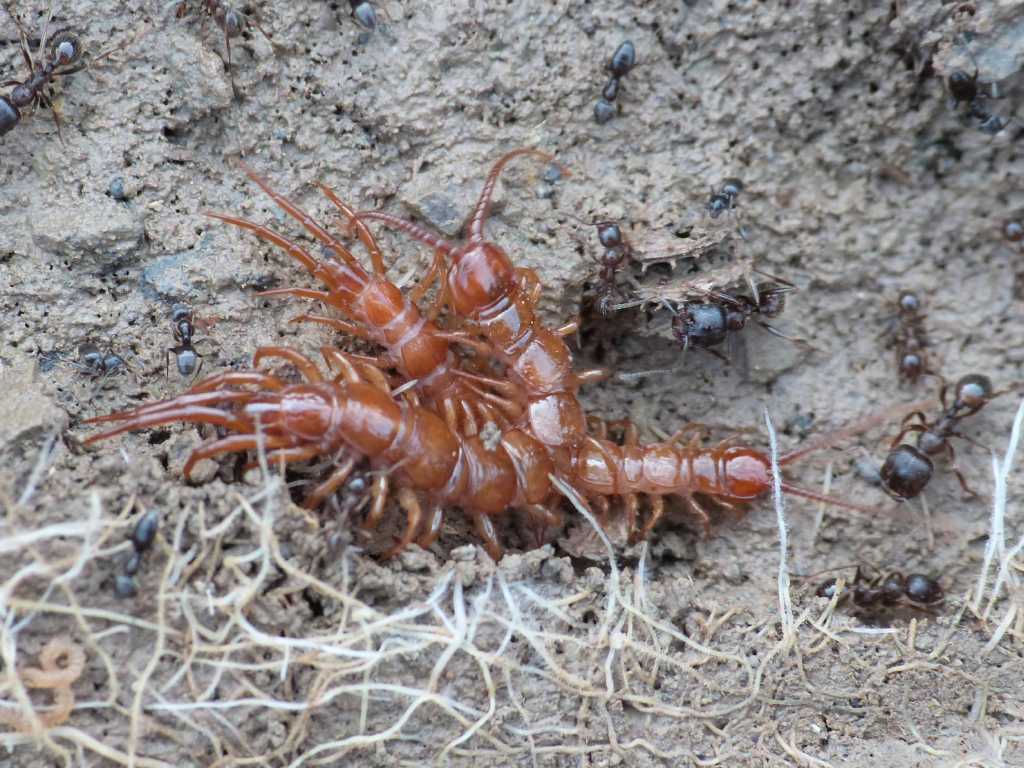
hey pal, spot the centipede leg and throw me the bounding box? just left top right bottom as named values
left=316, top=183, right=388, bottom=275
left=234, top=164, right=366, bottom=274
left=409, top=248, right=445, bottom=304
left=682, top=495, right=712, bottom=536
left=554, top=318, right=580, bottom=337
left=303, top=453, right=359, bottom=510
left=258, top=287, right=335, bottom=304
left=576, top=367, right=611, bottom=385
left=524, top=504, right=560, bottom=548
left=668, top=423, right=710, bottom=446
left=189, top=372, right=287, bottom=393
left=291, top=313, right=376, bottom=342
left=633, top=495, right=666, bottom=544
left=253, top=346, right=324, bottom=383
left=183, top=435, right=290, bottom=480
left=473, top=513, right=504, bottom=561
left=516, top=267, right=543, bottom=306
left=320, top=348, right=363, bottom=385
left=385, top=488, right=424, bottom=558
left=416, top=505, right=445, bottom=550
left=245, top=445, right=321, bottom=473
left=363, top=474, right=390, bottom=531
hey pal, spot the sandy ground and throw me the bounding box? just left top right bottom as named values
left=2, top=0, right=1024, bottom=766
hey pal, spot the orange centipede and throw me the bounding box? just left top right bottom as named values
left=356, top=149, right=610, bottom=454
left=83, top=346, right=888, bottom=558
left=205, top=164, right=523, bottom=436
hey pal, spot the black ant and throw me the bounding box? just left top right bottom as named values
left=594, top=40, right=635, bottom=125
left=816, top=567, right=944, bottom=613
left=1005, top=220, right=1023, bottom=250
left=72, top=343, right=127, bottom=378
left=1, top=3, right=92, bottom=140
left=116, top=508, right=160, bottom=599
left=885, top=290, right=930, bottom=383
left=880, top=373, right=1005, bottom=500
left=670, top=277, right=796, bottom=360
left=171, top=1, right=275, bottom=97
left=582, top=220, right=636, bottom=317
left=166, top=304, right=205, bottom=380
left=707, top=178, right=743, bottom=219
left=946, top=43, right=1013, bottom=135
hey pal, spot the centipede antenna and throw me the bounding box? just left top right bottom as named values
left=357, top=211, right=457, bottom=255
left=468, top=148, right=564, bottom=242
left=778, top=398, right=938, bottom=467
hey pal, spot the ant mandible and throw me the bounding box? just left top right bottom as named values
left=0, top=3, right=89, bottom=139
left=166, top=304, right=205, bottom=379
left=880, top=373, right=1004, bottom=500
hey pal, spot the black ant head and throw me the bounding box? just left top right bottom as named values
left=49, top=31, right=82, bottom=66
left=707, top=194, right=731, bottom=219
left=904, top=574, right=943, bottom=605
left=815, top=577, right=839, bottom=599
left=171, top=304, right=192, bottom=324
left=948, top=69, right=978, bottom=104
left=724, top=306, right=747, bottom=332
left=897, top=290, right=920, bottom=314
left=899, top=352, right=924, bottom=381
left=954, top=373, right=993, bottom=410
left=758, top=286, right=788, bottom=317
left=880, top=444, right=933, bottom=501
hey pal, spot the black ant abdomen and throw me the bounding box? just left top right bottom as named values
left=880, top=444, right=934, bottom=501
left=608, top=41, right=636, bottom=79
left=904, top=573, right=943, bottom=605
left=672, top=303, right=729, bottom=349
left=349, top=1, right=379, bottom=31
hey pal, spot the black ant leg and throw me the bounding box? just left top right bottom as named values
left=890, top=421, right=927, bottom=448
left=944, top=441, right=978, bottom=497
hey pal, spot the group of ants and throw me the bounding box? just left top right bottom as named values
left=3, top=5, right=1020, bottom=619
